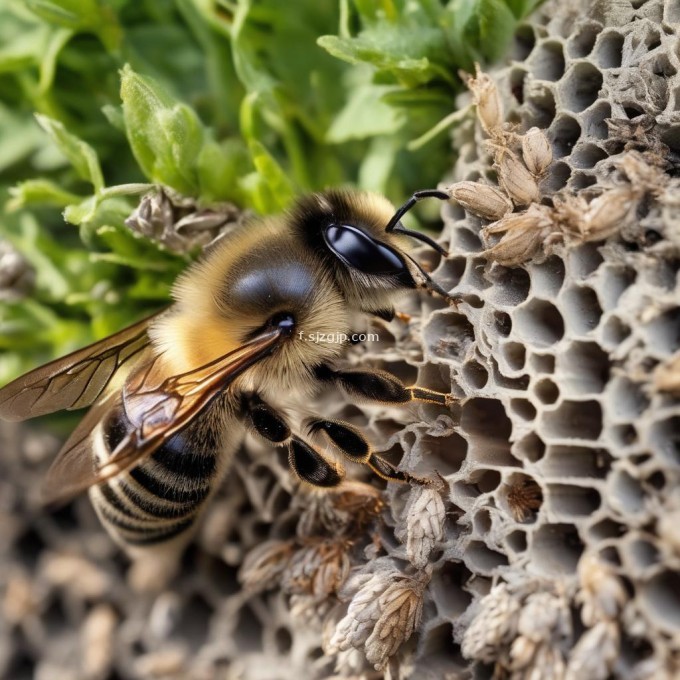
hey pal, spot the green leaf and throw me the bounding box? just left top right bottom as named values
left=25, top=0, right=122, bottom=51
left=119, top=64, right=205, bottom=196
left=358, top=135, right=400, bottom=193
left=26, top=0, right=83, bottom=28
left=8, top=179, right=83, bottom=210
left=38, top=27, right=73, bottom=92
left=0, top=104, right=47, bottom=173
left=3, top=214, right=73, bottom=301
left=63, top=196, right=98, bottom=225
left=248, top=139, right=295, bottom=213
left=100, top=104, right=125, bottom=132
left=35, top=114, right=104, bottom=192
left=197, top=138, right=251, bottom=205
left=92, top=223, right=186, bottom=273
left=478, top=0, right=518, bottom=61
left=0, top=26, right=45, bottom=73
left=326, top=82, right=403, bottom=143
left=318, top=34, right=441, bottom=88
left=505, top=0, right=544, bottom=18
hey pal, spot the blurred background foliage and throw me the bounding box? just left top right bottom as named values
left=0, top=0, right=540, bottom=383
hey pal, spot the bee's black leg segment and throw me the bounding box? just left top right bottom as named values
left=288, top=436, right=344, bottom=488
left=308, top=419, right=371, bottom=463
left=238, top=393, right=344, bottom=489
left=371, top=307, right=395, bottom=322
left=369, top=308, right=411, bottom=323
left=240, top=393, right=291, bottom=443
left=368, top=454, right=429, bottom=485
left=307, top=419, right=430, bottom=486
left=315, top=366, right=454, bottom=407
left=408, top=387, right=453, bottom=406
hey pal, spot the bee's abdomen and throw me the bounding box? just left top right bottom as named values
left=90, top=405, right=226, bottom=548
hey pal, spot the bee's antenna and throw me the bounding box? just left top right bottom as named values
left=385, top=189, right=450, bottom=257
left=403, top=252, right=461, bottom=306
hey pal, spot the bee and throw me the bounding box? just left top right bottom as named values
left=0, top=188, right=456, bottom=582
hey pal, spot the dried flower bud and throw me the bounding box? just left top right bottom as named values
left=495, top=148, right=540, bottom=206
left=522, top=127, right=553, bottom=177
left=330, top=482, right=384, bottom=533
left=40, top=553, right=111, bottom=599
left=552, top=193, right=589, bottom=238
left=505, top=478, right=543, bottom=522
left=125, top=187, right=242, bottom=253
left=328, top=558, right=431, bottom=670
left=482, top=205, right=556, bottom=266
left=516, top=642, right=566, bottom=678
left=364, top=572, right=430, bottom=670
left=509, top=633, right=538, bottom=670
left=328, top=572, right=388, bottom=652
left=238, top=539, right=294, bottom=591
left=282, top=539, right=350, bottom=598
left=464, top=64, right=504, bottom=137
left=619, top=151, right=667, bottom=193
left=125, top=188, right=174, bottom=240
left=0, top=241, right=35, bottom=301
left=297, top=482, right=383, bottom=538
left=517, top=590, right=571, bottom=642
left=3, top=570, right=38, bottom=625
left=654, top=353, right=680, bottom=395
left=577, top=554, right=627, bottom=626
left=81, top=604, right=118, bottom=680
left=566, top=621, right=620, bottom=680
left=581, top=188, right=638, bottom=242
left=658, top=507, right=680, bottom=556
left=400, top=485, right=446, bottom=568
left=447, top=181, right=513, bottom=221
left=461, top=583, right=521, bottom=662
left=134, top=648, right=187, bottom=678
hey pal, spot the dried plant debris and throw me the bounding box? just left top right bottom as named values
left=397, top=485, right=447, bottom=569
left=326, top=560, right=431, bottom=672
left=2, top=0, right=680, bottom=678
left=0, top=240, right=35, bottom=301
left=125, top=186, right=244, bottom=254
left=654, top=352, right=680, bottom=395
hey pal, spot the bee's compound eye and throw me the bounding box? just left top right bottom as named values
left=324, top=224, right=407, bottom=277
left=269, top=311, right=295, bottom=336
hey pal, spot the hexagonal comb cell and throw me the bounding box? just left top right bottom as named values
left=559, top=62, right=604, bottom=112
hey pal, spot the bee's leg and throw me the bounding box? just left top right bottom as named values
left=239, top=393, right=344, bottom=488
left=371, top=307, right=395, bottom=322
left=314, top=365, right=454, bottom=407
left=307, top=417, right=428, bottom=485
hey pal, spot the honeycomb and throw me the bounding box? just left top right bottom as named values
left=1, top=0, right=679, bottom=678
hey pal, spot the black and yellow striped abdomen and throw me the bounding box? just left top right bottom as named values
left=89, top=397, right=236, bottom=550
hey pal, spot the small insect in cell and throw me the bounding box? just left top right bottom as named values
left=0, top=188, right=457, bottom=579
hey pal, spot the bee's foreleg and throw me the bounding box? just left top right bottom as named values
left=314, top=365, right=455, bottom=407
left=239, top=393, right=344, bottom=489
left=307, top=418, right=430, bottom=486
left=307, top=418, right=370, bottom=463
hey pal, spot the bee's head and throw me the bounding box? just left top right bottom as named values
left=289, top=189, right=452, bottom=314
left=154, top=220, right=349, bottom=392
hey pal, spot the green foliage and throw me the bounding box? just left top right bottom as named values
left=0, top=0, right=540, bottom=383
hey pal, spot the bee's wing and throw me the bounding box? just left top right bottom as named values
left=41, top=394, right=117, bottom=506
left=0, top=313, right=159, bottom=421
left=41, top=326, right=285, bottom=505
